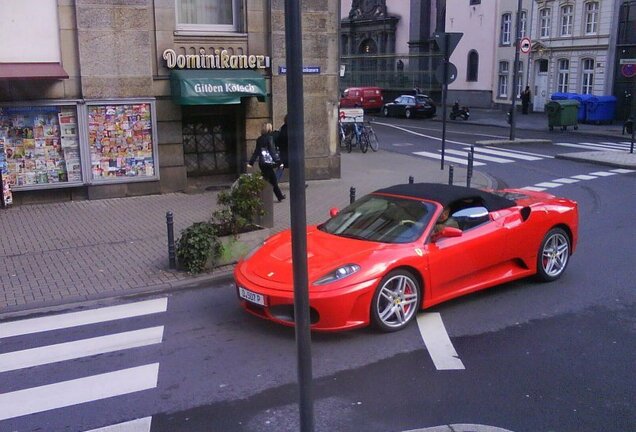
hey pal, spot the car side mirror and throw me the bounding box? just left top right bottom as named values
left=329, top=208, right=339, bottom=218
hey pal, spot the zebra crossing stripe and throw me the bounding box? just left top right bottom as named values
left=445, top=148, right=514, bottom=163
left=471, top=147, right=546, bottom=160
left=589, top=171, right=616, bottom=177
left=0, top=363, right=160, bottom=421
left=522, top=186, right=547, bottom=191
left=611, top=168, right=635, bottom=174
left=412, top=151, right=486, bottom=166
left=417, top=313, right=465, bottom=370
left=83, top=417, right=152, bottom=432
left=0, top=298, right=168, bottom=338
left=554, top=142, right=622, bottom=151
left=0, top=326, right=164, bottom=373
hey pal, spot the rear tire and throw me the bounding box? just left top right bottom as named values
left=383, top=107, right=389, bottom=117
left=405, top=109, right=412, bottom=119
left=360, top=133, right=369, bottom=153
left=371, top=270, right=421, bottom=332
left=536, top=228, right=570, bottom=282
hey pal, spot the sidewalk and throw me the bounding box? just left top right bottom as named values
left=0, top=150, right=492, bottom=315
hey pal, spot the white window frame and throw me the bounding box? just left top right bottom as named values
left=501, top=13, right=512, bottom=45
left=520, top=10, right=527, bottom=37
left=560, top=5, right=574, bottom=36
left=585, top=2, right=599, bottom=34
left=540, top=8, right=551, bottom=38
left=498, top=61, right=509, bottom=98
left=175, top=0, right=241, bottom=34
left=557, top=59, right=570, bottom=93
left=581, top=58, right=595, bottom=94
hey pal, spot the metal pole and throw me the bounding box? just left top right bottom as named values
left=166, top=211, right=176, bottom=269
left=448, top=165, right=454, bottom=185
left=350, top=186, right=356, bottom=204
left=509, top=0, right=523, bottom=141
left=440, top=32, right=450, bottom=170
left=284, top=1, right=314, bottom=431
left=467, top=151, right=474, bottom=188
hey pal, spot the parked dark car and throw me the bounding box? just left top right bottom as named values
left=382, top=94, right=436, bottom=119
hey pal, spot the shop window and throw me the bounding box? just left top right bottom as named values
left=0, top=104, right=83, bottom=190
left=557, top=59, right=570, bottom=93
left=467, top=50, right=479, bottom=82
left=584, top=2, right=599, bottom=34
left=500, top=13, right=512, bottom=45
left=87, top=101, right=158, bottom=182
left=498, top=61, right=509, bottom=98
left=176, top=0, right=242, bottom=34
left=581, top=58, right=595, bottom=94
left=560, top=5, right=573, bottom=36
left=539, top=7, right=551, bottom=38
left=182, top=116, right=235, bottom=176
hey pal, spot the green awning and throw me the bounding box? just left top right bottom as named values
left=170, top=69, right=267, bottom=105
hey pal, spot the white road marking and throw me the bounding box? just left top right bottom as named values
left=535, top=182, right=563, bottom=188
left=611, top=168, right=635, bottom=174
left=412, top=151, right=486, bottom=166
left=552, top=178, right=580, bottom=184
left=571, top=174, right=597, bottom=180
left=522, top=186, right=547, bottom=191
left=589, top=171, right=616, bottom=177
left=554, top=142, right=622, bottom=151
left=473, top=147, right=547, bottom=160
left=0, top=363, right=160, bottom=421
left=84, top=417, right=152, bottom=432
left=374, top=122, right=470, bottom=146
left=417, top=313, right=465, bottom=370
left=0, top=298, right=168, bottom=338
left=445, top=148, right=514, bottom=163
left=0, top=326, right=164, bottom=373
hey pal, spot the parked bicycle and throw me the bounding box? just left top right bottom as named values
left=363, top=121, right=379, bottom=152
left=338, top=115, right=378, bottom=153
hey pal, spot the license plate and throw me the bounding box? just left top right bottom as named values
left=238, top=287, right=266, bottom=306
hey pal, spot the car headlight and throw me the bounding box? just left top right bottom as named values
left=313, top=264, right=361, bottom=286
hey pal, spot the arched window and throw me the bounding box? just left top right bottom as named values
left=467, top=50, right=479, bottom=82
left=560, top=5, right=574, bottom=36
left=585, top=2, right=599, bottom=34
left=581, top=58, right=595, bottom=94
left=539, top=7, right=551, bottom=38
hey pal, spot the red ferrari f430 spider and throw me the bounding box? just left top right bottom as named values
left=234, top=183, right=578, bottom=332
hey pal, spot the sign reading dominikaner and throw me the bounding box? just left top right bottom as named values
left=163, top=48, right=271, bottom=70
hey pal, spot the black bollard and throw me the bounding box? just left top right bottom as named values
left=167, top=211, right=176, bottom=269
left=448, top=165, right=454, bottom=185
left=466, top=152, right=474, bottom=188
left=350, top=187, right=356, bottom=204
left=408, top=176, right=414, bottom=184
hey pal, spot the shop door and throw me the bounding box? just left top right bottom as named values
left=182, top=117, right=236, bottom=176
left=533, top=59, right=549, bottom=112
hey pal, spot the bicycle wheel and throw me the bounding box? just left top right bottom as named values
left=347, top=133, right=353, bottom=153
left=360, top=133, right=369, bottom=153
left=367, top=127, right=379, bottom=151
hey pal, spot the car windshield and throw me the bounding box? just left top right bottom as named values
left=319, top=194, right=436, bottom=243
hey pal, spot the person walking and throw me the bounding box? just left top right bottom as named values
left=275, top=114, right=288, bottom=181
left=521, top=86, right=531, bottom=115
left=248, top=122, right=286, bottom=202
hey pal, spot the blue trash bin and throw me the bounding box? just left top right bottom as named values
left=585, top=96, right=617, bottom=124
left=571, top=94, right=593, bottom=122
left=550, top=92, right=577, bottom=101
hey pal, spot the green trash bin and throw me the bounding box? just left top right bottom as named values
left=545, top=99, right=579, bottom=131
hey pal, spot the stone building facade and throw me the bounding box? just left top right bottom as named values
left=0, top=0, right=340, bottom=206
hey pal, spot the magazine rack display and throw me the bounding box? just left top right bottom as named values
left=87, top=102, right=157, bottom=182
left=0, top=99, right=159, bottom=200
left=0, top=105, right=83, bottom=191
left=0, top=136, right=12, bottom=207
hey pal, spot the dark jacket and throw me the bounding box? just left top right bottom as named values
left=275, top=123, right=289, bottom=167
left=249, top=133, right=281, bottom=168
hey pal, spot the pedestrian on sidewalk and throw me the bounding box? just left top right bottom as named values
left=248, top=122, right=286, bottom=202
left=521, top=86, right=531, bottom=114
left=275, top=114, right=288, bottom=181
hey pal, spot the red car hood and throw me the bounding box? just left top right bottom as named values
left=241, top=226, right=381, bottom=288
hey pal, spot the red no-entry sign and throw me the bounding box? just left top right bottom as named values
left=520, top=37, right=531, bottom=54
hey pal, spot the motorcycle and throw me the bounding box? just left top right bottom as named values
left=449, top=102, right=470, bottom=120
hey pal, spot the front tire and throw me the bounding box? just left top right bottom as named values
left=383, top=107, right=389, bottom=117
left=371, top=270, right=421, bottom=332
left=536, top=228, right=570, bottom=282
left=405, top=109, right=412, bottom=119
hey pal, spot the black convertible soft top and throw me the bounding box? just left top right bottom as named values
left=374, top=183, right=516, bottom=212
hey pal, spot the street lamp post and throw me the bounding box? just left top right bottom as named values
left=509, top=0, right=523, bottom=140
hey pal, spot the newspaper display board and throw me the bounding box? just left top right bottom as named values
left=338, top=108, right=364, bottom=123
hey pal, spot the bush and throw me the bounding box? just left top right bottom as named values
left=176, top=173, right=266, bottom=273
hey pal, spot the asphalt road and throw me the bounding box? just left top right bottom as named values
left=1, top=119, right=634, bottom=431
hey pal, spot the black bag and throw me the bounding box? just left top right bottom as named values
left=259, top=147, right=275, bottom=166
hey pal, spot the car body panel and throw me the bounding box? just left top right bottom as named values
left=339, top=86, right=384, bottom=111
left=383, top=94, right=437, bottom=118
left=234, top=184, right=578, bottom=332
